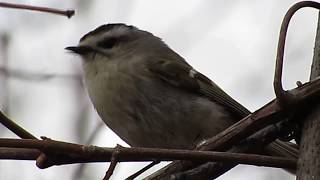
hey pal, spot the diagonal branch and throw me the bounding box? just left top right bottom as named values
left=171, top=120, right=297, bottom=179
left=0, top=2, right=74, bottom=18
left=0, top=111, right=37, bottom=139
left=126, top=161, right=160, bottom=180
left=146, top=79, right=317, bottom=179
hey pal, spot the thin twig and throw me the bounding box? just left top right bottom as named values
left=0, top=138, right=297, bottom=169
left=146, top=78, right=317, bottom=178
left=126, top=161, right=160, bottom=180
left=0, top=2, right=74, bottom=18
left=0, top=111, right=37, bottom=139
left=274, top=1, right=320, bottom=105
left=104, top=145, right=121, bottom=180
left=172, top=121, right=296, bottom=179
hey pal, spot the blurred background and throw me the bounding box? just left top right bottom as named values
left=0, top=0, right=318, bottom=179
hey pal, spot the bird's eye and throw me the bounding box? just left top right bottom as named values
left=98, top=37, right=117, bottom=49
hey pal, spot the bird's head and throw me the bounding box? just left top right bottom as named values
left=66, top=23, right=166, bottom=62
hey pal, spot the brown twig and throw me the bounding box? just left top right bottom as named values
left=0, top=138, right=296, bottom=169
left=146, top=82, right=317, bottom=178
left=171, top=120, right=297, bottom=179
left=104, top=145, right=121, bottom=180
left=0, top=147, right=82, bottom=169
left=274, top=1, right=320, bottom=106
left=0, top=2, right=74, bottom=18
left=0, top=147, right=40, bottom=160
left=126, top=161, right=160, bottom=180
left=0, top=111, right=37, bottom=139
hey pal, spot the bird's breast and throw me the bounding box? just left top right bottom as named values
left=83, top=60, right=234, bottom=149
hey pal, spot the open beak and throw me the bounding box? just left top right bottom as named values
left=65, top=46, right=95, bottom=55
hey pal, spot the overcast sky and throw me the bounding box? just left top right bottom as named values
left=0, top=0, right=318, bottom=179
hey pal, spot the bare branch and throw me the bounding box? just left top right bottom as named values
left=171, top=121, right=297, bottom=179
left=297, top=2, right=320, bottom=179
left=0, top=2, right=74, bottom=18
left=103, top=145, right=121, bottom=180
left=0, top=138, right=296, bottom=169
left=0, top=111, right=37, bottom=139
left=0, top=147, right=40, bottom=160
left=274, top=1, right=320, bottom=105
left=126, top=161, right=160, bottom=180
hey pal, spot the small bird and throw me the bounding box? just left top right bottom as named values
left=66, top=24, right=297, bottom=155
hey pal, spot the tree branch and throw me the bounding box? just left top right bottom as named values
left=145, top=80, right=315, bottom=179
left=126, top=161, right=160, bottom=180
left=0, top=147, right=40, bottom=160
left=0, top=2, right=74, bottom=18
left=171, top=121, right=297, bottom=179
left=274, top=1, right=320, bottom=105
left=0, top=138, right=296, bottom=170
left=103, top=145, right=121, bottom=180
left=0, top=111, right=37, bottom=139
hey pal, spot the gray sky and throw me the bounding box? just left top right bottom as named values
left=1, top=0, right=317, bottom=179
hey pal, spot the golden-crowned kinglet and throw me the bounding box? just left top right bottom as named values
left=66, top=24, right=297, bottom=158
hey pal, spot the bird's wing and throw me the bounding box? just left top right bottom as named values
left=147, top=58, right=299, bottom=169
left=147, top=58, right=251, bottom=119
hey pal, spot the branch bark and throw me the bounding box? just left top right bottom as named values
left=296, top=10, right=320, bottom=180
left=0, top=111, right=37, bottom=139
left=0, top=138, right=296, bottom=169
left=170, top=121, right=297, bottom=179
left=0, top=2, right=74, bottom=18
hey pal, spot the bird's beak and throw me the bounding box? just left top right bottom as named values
left=65, top=46, right=95, bottom=55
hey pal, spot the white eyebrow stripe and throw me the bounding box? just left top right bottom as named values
left=189, top=69, right=197, bottom=78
